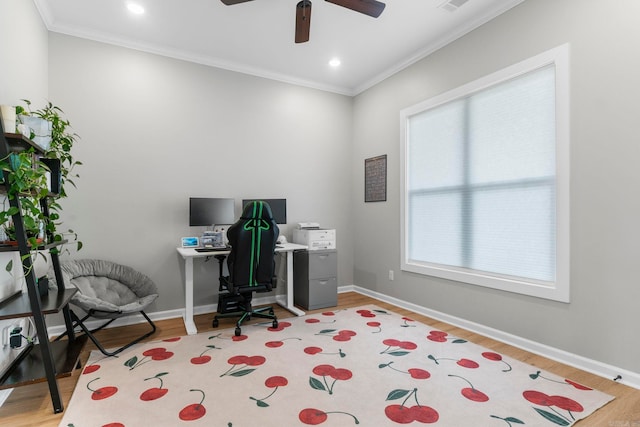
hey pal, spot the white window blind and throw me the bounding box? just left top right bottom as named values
left=400, top=45, right=570, bottom=302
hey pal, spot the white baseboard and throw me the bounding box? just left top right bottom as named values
left=45, top=286, right=639, bottom=390
left=343, top=285, right=640, bottom=390
left=46, top=295, right=277, bottom=337
left=0, top=388, right=12, bottom=407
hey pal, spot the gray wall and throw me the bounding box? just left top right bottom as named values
left=2, top=0, right=639, bottom=379
left=351, top=0, right=640, bottom=374
left=47, top=34, right=354, bottom=311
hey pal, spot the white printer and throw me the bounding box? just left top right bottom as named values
left=293, top=223, right=336, bottom=250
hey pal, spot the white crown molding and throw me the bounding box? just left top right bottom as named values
left=353, top=0, right=527, bottom=95
left=32, top=0, right=526, bottom=97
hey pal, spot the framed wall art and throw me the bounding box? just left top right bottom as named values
left=364, top=154, right=387, bottom=202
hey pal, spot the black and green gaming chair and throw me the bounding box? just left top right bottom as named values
left=212, top=200, right=279, bottom=336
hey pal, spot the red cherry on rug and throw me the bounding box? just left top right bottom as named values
left=564, top=379, right=592, bottom=390
left=383, top=338, right=401, bottom=347
left=385, top=404, right=414, bottom=423
left=102, top=423, right=125, bottom=427
left=163, top=337, right=181, bottom=342
left=482, top=351, right=502, bottom=361
left=228, top=355, right=249, bottom=365
left=398, top=341, right=417, bottom=350
left=461, top=387, right=489, bottom=402
left=305, top=318, right=320, bottom=323
left=550, top=395, right=584, bottom=412
left=367, top=321, right=381, bottom=327
left=151, top=351, right=174, bottom=361
left=265, top=341, right=284, bottom=348
left=408, top=368, right=431, bottom=379
left=410, top=405, right=439, bottom=423
left=265, top=376, right=288, bottom=388
left=190, top=355, right=212, bottom=365
left=329, top=368, right=353, bottom=381
left=456, top=358, right=479, bottom=368
left=313, top=364, right=336, bottom=376
left=268, top=321, right=292, bottom=331
left=322, top=312, right=335, bottom=316
left=83, top=364, right=100, bottom=374
left=140, top=387, right=168, bottom=401
left=179, top=389, right=206, bottom=421
left=523, top=390, right=555, bottom=406
left=142, top=347, right=168, bottom=357
left=245, top=355, right=266, bottom=366
left=232, top=335, right=247, bottom=341
left=426, top=331, right=448, bottom=342
left=304, top=346, right=323, bottom=355
left=87, top=378, right=117, bottom=400
left=299, top=408, right=328, bottom=425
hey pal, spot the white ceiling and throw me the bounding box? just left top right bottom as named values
left=34, top=0, right=525, bottom=96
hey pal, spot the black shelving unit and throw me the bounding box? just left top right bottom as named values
left=0, top=122, right=86, bottom=413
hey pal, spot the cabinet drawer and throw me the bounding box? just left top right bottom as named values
left=306, top=277, right=338, bottom=310
left=308, top=250, right=337, bottom=279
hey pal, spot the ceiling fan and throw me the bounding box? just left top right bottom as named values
left=220, top=0, right=386, bottom=43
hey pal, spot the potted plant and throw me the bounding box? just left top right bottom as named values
left=0, top=100, right=82, bottom=268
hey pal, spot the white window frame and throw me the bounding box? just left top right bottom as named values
left=400, top=44, right=570, bottom=302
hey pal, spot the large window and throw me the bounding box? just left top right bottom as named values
left=400, top=45, right=569, bottom=302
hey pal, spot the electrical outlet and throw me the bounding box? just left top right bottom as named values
left=389, top=270, right=394, bottom=281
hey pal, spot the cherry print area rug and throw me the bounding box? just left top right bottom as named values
left=59, top=305, right=613, bottom=427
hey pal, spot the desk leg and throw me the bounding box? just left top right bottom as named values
left=183, top=257, right=198, bottom=335
left=276, top=250, right=305, bottom=316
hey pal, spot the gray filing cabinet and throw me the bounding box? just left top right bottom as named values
left=293, top=249, right=338, bottom=310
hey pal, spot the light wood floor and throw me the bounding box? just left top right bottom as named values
left=1, top=291, right=638, bottom=426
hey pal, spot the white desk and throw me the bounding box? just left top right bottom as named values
left=176, top=242, right=308, bottom=335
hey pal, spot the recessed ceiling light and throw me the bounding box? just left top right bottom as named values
left=329, top=58, right=341, bottom=68
left=127, top=3, right=145, bottom=14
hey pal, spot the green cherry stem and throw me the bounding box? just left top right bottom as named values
left=325, top=411, right=360, bottom=425
left=529, top=370, right=565, bottom=384
left=143, top=372, right=167, bottom=388
left=251, top=386, right=279, bottom=402
left=380, top=361, right=409, bottom=375
left=448, top=374, right=474, bottom=388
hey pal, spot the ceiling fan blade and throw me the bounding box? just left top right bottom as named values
left=220, top=0, right=254, bottom=5
left=325, top=0, right=385, bottom=18
left=295, top=0, right=312, bottom=44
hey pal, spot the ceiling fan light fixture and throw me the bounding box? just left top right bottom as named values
left=295, top=0, right=312, bottom=44
left=126, top=2, right=145, bottom=15
left=329, top=58, right=341, bottom=67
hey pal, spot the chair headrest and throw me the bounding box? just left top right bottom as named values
left=241, top=200, right=274, bottom=221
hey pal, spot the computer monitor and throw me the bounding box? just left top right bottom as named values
left=242, top=198, right=287, bottom=224
left=189, top=197, right=235, bottom=227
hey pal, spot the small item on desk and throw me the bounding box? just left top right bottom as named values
left=181, top=236, right=200, bottom=248
left=201, top=231, right=225, bottom=248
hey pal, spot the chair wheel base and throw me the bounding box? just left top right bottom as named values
left=235, top=327, right=242, bottom=336
left=212, top=318, right=219, bottom=328
left=272, top=320, right=278, bottom=329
